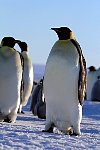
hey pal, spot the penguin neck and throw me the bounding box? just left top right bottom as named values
left=50, top=40, right=79, bottom=66
left=21, top=51, right=28, bottom=58
left=88, top=71, right=96, bottom=74
left=87, top=71, right=96, bottom=81
left=52, top=40, right=70, bottom=49
left=0, top=46, right=14, bottom=57
left=51, top=39, right=72, bottom=54
left=21, top=51, right=28, bottom=55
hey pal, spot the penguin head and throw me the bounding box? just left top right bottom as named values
left=51, top=27, right=75, bottom=40
left=1, top=37, right=17, bottom=48
left=88, top=66, right=96, bottom=72
left=17, top=41, right=28, bottom=52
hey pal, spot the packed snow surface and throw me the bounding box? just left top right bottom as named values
left=0, top=100, right=100, bottom=150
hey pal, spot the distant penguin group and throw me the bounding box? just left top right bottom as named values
left=0, top=37, right=33, bottom=122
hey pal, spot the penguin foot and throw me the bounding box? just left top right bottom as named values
left=21, top=110, right=24, bottom=114
left=42, top=127, right=54, bottom=133
left=0, top=113, right=5, bottom=122
left=4, top=117, right=12, bottom=123
left=65, top=128, right=73, bottom=135
left=38, top=115, right=46, bottom=119
left=70, top=131, right=81, bottom=136
left=17, top=110, right=24, bottom=114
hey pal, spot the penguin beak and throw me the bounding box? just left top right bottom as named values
left=15, top=40, right=21, bottom=44
left=51, top=28, right=60, bottom=32
left=51, top=28, right=56, bottom=30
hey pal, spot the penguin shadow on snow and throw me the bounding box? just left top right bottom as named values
left=81, top=102, right=100, bottom=135
left=81, top=126, right=100, bottom=134
left=17, top=114, right=45, bottom=123
left=83, top=101, right=100, bottom=121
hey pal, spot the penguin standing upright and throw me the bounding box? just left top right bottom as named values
left=43, top=27, right=87, bottom=135
left=87, top=66, right=97, bottom=101
left=17, top=41, right=33, bottom=113
left=0, top=37, right=22, bottom=122
left=91, top=75, right=100, bottom=102
left=33, top=78, right=46, bottom=119
left=95, top=67, right=100, bottom=78
left=30, top=78, right=43, bottom=114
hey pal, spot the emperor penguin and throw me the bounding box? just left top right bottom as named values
left=17, top=41, right=33, bottom=113
left=95, top=67, right=100, bottom=78
left=91, top=75, right=100, bottom=102
left=30, top=78, right=44, bottom=115
left=0, top=37, right=22, bottom=122
left=36, top=93, right=46, bottom=119
left=33, top=78, right=46, bottom=119
left=43, top=27, right=87, bottom=135
left=87, top=66, right=97, bottom=100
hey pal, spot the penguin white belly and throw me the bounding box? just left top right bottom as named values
left=44, top=41, right=82, bottom=134
left=22, top=58, right=33, bottom=106
left=0, top=51, right=22, bottom=121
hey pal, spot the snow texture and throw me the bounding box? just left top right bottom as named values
left=0, top=99, right=100, bottom=150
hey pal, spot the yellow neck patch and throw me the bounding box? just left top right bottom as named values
left=70, top=32, right=75, bottom=39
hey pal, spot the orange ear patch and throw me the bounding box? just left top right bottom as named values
left=70, top=32, right=75, bottom=39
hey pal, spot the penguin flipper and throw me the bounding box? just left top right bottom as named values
left=71, top=39, right=87, bottom=106
left=17, top=51, right=24, bottom=104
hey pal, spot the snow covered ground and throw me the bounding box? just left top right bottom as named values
left=0, top=99, right=100, bottom=150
